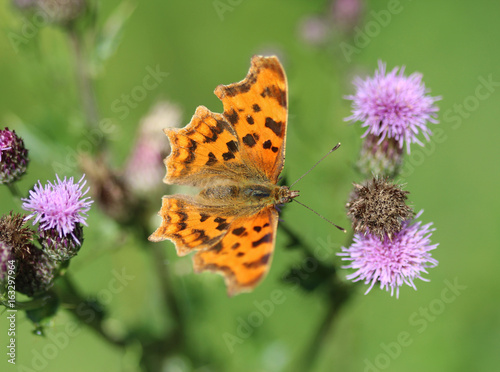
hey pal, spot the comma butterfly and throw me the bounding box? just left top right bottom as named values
left=149, top=56, right=299, bottom=296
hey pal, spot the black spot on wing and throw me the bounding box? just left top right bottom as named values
left=206, top=152, right=217, bottom=166
left=210, top=241, right=223, bottom=253
left=222, top=152, right=236, bottom=161
left=265, top=117, right=283, bottom=137
left=252, top=233, right=272, bottom=248
left=192, top=229, right=209, bottom=242
left=226, top=140, right=239, bottom=153
left=215, top=119, right=227, bottom=133
left=214, top=217, right=229, bottom=231
left=243, top=253, right=271, bottom=268
left=246, top=115, right=254, bottom=124
left=232, top=227, right=246, bottom=236
left=226, top=109, right=239, bottom=125
left=252, top=104, right=261, bottom=112
left=242, top=133, right=257, bottom=147
left=262, top=140, right=272, bottom=149
left=260, top=85, right=286, bottom=108
left=201, top=125, right=220, bottom=143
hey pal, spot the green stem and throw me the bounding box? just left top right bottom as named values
left=137, top=244, right=185, bottom=372
left=279, top=220, right=315, bottom=256
left=296, top=286, right=353, bottom=371
left=6, top=182, right=22, bottom=199
left=1, top=291, right=56, bottom=311
left=68, top=29, right=104, bottom=151
left=280, top=216, right=357, bottom=371
left=150, top=243, right=184, bottom=340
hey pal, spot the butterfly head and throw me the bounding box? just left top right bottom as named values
left=275, top=185, right=299, bottom=205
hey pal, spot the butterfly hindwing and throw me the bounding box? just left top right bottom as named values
left=193, top=207, right=278, bottom=296
left=149, top=195, right=238, bottom=256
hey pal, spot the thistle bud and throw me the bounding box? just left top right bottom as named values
left=38, top=222, right=83, bottom=262
left=0, top=128, right=29, bottom=184
left=15, top=244, right=59, bottom=297
left=357, top=134, right=403, bottom=177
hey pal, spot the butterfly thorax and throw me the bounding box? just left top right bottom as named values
left=199, top=183, right=299, bottom=207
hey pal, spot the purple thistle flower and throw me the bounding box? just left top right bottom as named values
left=338, top=210, right=438, bottom=298
left=0, top=127, right=29, bottom=184
left=345, top=61, right=441, bottom=153
left=22, top=175, right=93, bottom=243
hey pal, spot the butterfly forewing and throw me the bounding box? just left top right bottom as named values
left=164, top=106, right=249, bottom=187
left=215, top=56, right=288, bottom=184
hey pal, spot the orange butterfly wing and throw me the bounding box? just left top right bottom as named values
left=215, top=55, right=288, bottom=183
left=164, top=105, right=248, bottom=187
left=149, top=195, right=238, bottom=256
left=193, top=207, right=278, bottom=296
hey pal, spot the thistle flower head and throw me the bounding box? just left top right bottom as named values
left=15, top=244, right=59, bottom=297
left=0, top=212, right=34, bottom=284
left=22, top=175, right=93, bottom=243
left=345, top=61, right=440, bottom=153
left=338, top=210, right=438, bottom=298
left=0, top=127, right=29, bottom=184
left=347, top=177, right=414, bottom=240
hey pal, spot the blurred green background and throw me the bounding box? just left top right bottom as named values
left=1, top=0, right=499, bottom=371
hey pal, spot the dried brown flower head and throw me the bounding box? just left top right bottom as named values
left=346, top=177, right=414, bottom=240
left=0, top=212, right=34, bottom=260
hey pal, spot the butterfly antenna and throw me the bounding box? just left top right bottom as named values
left=289, top=143, right=341, bottom=188
left=292, top=199, right=346, bottom=232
